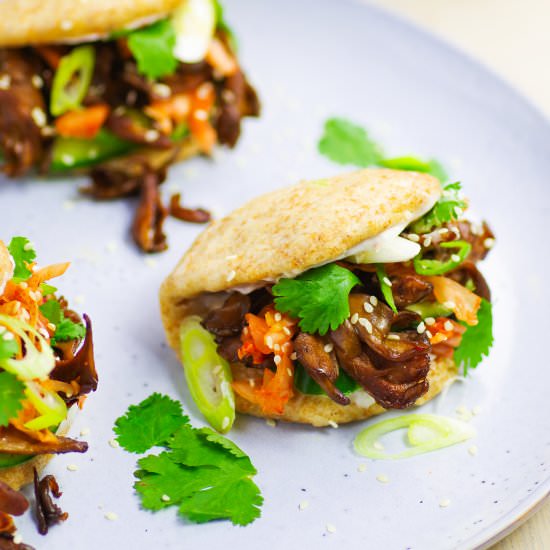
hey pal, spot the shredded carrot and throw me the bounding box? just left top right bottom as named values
left=426, top=276, right=481, bottom=326
left=28, top=262, right=70, bottom=288
left=55, top=104, right=110, bottom=139
left=9, top=402, right=58, bottom=443
left=41, top=379, right=79, bottom=398
left=427, top=317, right=466, bottom=346
left=206, top=38, right=237, bottom=77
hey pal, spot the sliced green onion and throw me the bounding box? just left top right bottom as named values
left=0, top=314, right=55, bottom=380
left=375, top=264, right=397, bottom=313
left=23, top=381, right=67, bottom=431
left=354, top=413, right=476, bottom=460
left=379, top=157, right=448, bottom=183
left=413, top=240, right=472, bottom=276
left=179, top=316, right=235, bottom=433
left=50, top=45, right=95, bottom=116
left=406, top=301, right=452, bottom=319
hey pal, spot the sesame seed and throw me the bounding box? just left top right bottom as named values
left=152, top=83, right=171, bottom=98
left=63, top=199, right=75, bottom=210
left=373, top=441, right=384, bottom=451
left=41, top=125, right=55, bottom=137
left=80, top=428, right=90, bottom=436
left=444, top=320, right=454, bottom=331
left=60, top=19, right=73, bottom=30
left=161, top=494, right=171, bottom=502
left=74, top=294, right=85, bottom=305
left=145, top=258, right=157, bottom=268
left=61, top=154, right=75, bottom=166
left=369, top=296, right=378, bottom=306
left=266, top=336, right=274, bottom=349
left=298, top=500, right=309, bottom=510
left=12, top=534, right=22, bottom=544
left=193, top=109, right=208, bottom=121
left=106, top=241, right=118, bottom=253
left=0, top=74, right=11, bottom=89
left=382, top=276, right=392, bottom=287
left=290, top=352, right=297, bottom=360
left=283, top=327, right=291, bottom=336
left=387, top=334, right=400, bottom=340
left=324, top=343, right=334, bottom=353
left=67, top=464, right=78, bottom=471
left=287, top=368, right=293, bottom=377
left=423, top=236, right=432, bottom=247
left=376, top=474, right=389, bottom=483
left=196, top=82, right=213, bottom=99
left=425, top=317, right=436, bottom=326
left=31, top=107, right=47, bottom=127
left=19, top=282, right=28, bottom=289
left=363, top=301, right=374, bottom=313
left=273, top=343, right=281, bottom=352
left=417, top=322, right=426, bottom=334
left=425, top=330, right=433, bottom=338
left=444, top=301, right=456, bottom=309
left=468, top=445, right=478, bottom=456
left=248, top=379, right=255, bottom=387
left=108, top=438, right=120, bottom=448
left=451, top=254, right=461, bottom=262
left=439, top=498, right=451, bottom=508
left=225, top=254, right=238, bottom=260
left=274, top=312, right=282, bottom=322
left=266, top=419, right=276, bottom=427
left=484, top=238, right=495, bottom=249
left=226, top=270, right=236, bottom=282
left=350, top=313, right=359, bottom=324
left=273, top=355, right=282, bottom=365
left=326, top=523, right=337, bottom=534
left=222, top=89, right=236, bottom=103
left=104, top=512, right=118, bottom=521
left=327, top=420, right=338, bottom=429
left=144, top=129, right=159, bottom=142
left=407, top=233, right=420, bottom=242
left=357, top=463, right=367, bottom=472
left=221, top=416, right=230, bottom=430
left=31, top=74, right=44, bottom=88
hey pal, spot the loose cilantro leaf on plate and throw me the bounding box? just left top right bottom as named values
left=39, top=299, right=86, bottom=344
left=115, top=394, right=263, bottom=525
left=273, top=264, right=360, bottom=335
left=0, top=371, right=25, bottom=426
left=114, top=393, right=189, bottom=453
left=318, top=118, right=384, bottom=167
left=8, top=237, right=36, bottom=280
left=410, top=182, right=467, bottom=233
left=454, top=299, right=493, bottom=376
left=375, top=264, right=397, bottom=313
left=127, top=19, right=178, bottom=80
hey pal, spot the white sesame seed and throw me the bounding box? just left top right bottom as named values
left=423, top=236, right=432, bottom=247
left=108, top=438, right=120, bottom=448
left=357, top=463, right=367, bottom=473
left=31, top=74, right=44, bottom=88
left=425, top=317, right=436, bottom=326
left=193, top=109, right=208, bottom=121
left=444, top=301, right=456, bottom=309
left=287, top=368, right=293, bottom=377
left=152, top=83, right=171, bottom=98
left=74, top=294, right=85, bottom=305
left=62, top=199, right=75, bottom=210
left=350, top=313, right=359, bottom=324
left=425, top=330, right=433, bottom=338
left=221, top=416, right=230, bottom=430
left=19, top=282, right=28, bottom=289
left=382, top=276, right=392, bottom=287
left=0, top=74, right=11, bottom=89
left=104, top=512, right=118, bottom=521
left=61, top=154, right=75, bottom=166
left=283, top=327, right=291, bottom=336
left=451, top=254, right=461, bottom=262
left=221, top=89, right=236, bottom=103
left=12, top=534, right=22, bottom=544
left=373, top=441, right=384, bottom=451
left=298, top=500, right=309, bottom=510
left=31, top=107, right=47, bottom=127
left=468, top=445, right=478, bottom=456
left=444, top=320, right=454, bottom=331
left=327, top=420, right=338, bottom=429
left=266, top=419, right=277, bottom=427
left=273, top=343, right=281, bottom=352
left=60, top=19, right=73, bottom=30
left=145, top=258, right=157, bottom=268
left=67, top=464, right=79, bottom=472
left=106, top=241, right=118, bottom=253
left=363, top=301, right=374, bottom=313
left=369, top=296, right=378, bottom=306
left=161, top=494, right=171, bottom=502
left=324, top=343, right=334, bottom=353
left=226, top=270, right=236, bottom=282
left=196, top=82, right=213, bottom=99
left=407, top=233, right=420, bottom=242
left=225, top=254, right=238, bottom=260
left=144, top=129, right=159, bottom=143
left=417, top=322, right=426, bottom=334
left=387, top=334, right=400, bottom=340
left=273, top=355, right=282, bottom=365
left=274, top=312, right=282, bottom=322
left=80, top=428, right=90, bottom=436
left=484, top=238, right=495, bottom=249
left=248, top=378, right=255, bottom=387
left=326, top=523, right=337, bottom=534
left=290, top=352, right=297, bottom=360
left=439, top=498, right=451, bottom=508
left=376, top=474, right=389, bottom=483
left=266, top=336, right=274, bottom=349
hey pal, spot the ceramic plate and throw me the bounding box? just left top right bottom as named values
left=3, top=0, right=549, bottom=548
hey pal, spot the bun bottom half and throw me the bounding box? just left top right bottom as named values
left=232, top=356, right=458, bottom=427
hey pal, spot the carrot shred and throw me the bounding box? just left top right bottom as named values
left=28, top=262, right=70, bottom=288
left=55, top=104, right=110, bottom=139
left=426, top=276, right=481, bottom=326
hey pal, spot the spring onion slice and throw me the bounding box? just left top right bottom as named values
left=354, top=413, right=476, bottom=460
left=413, top=241, right=472, bottom=276
left=375, top=264, right=397, bottom=313
left=179, top=316, right=235, bottom=433
left=50, top=45, right=95, bottom=116
left=23, top=381, right=67, bottom=431
left=0, top=314, right=55, bottom=380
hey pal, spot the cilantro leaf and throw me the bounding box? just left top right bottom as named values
left=273, top=264, right=360, bottom=335
left=114, top=393, right=189, bottom=453
left=179, top=477, right=263, bottom=526
left=375, top=264, right=397, bottom=313
left=318, top=118, right=384, bottom=167
left=8, top=237, right=36, bottom=280
left=0, top=371, right=25, bottom=426
left=127, top=19, right=178, bottom=80
left=454, top=299, right=493, bottom=376
left=39, top=283, right=57, bottom=296
left=410, top=182, right=467, bottom=233
left=39, top=299, right=86, bottom=344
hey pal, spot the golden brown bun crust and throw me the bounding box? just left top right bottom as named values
left=0, top=0, right=183, bottom=47
left=160, top=168, right=441, bottom=350
left=0, top=455, right=53, bottom=491
left=232, top=356, right=458, bottom=427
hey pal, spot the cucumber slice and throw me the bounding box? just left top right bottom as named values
left=179, top=316, right=235, bottom=433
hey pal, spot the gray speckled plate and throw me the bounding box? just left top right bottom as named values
left=3, top=0, right=550, bottom=548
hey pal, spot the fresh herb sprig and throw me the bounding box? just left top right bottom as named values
left=113, top=393, right=263, bottom=526
left=39, top=299, right=86, bottom=345
left=8, top=237, right=36, bottom=280
left=0, top=371, right=25, bottom=427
